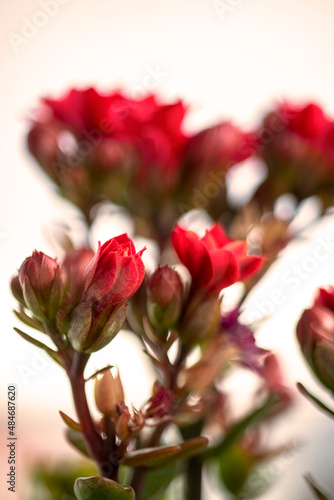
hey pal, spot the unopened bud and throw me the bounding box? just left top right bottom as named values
left=115, top=412, right=130, bottom=441
left=16, top=251, right=63, bottom=321
left=147, top=266, right=183, bottom=329
left=179, top=295, right=221, bottom=345
left=94, top=368, right=124, bottom=415
left=297, top=304, right=334, bottom=392
left=10, top=275, right=25, bottom=306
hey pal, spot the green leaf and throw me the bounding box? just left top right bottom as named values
left=206, top=396, right=279, bottom=459
left=175, top=437, right=209, bottom=461
left=14, top=327, right=63, bottom=366
left=59, top=411, right=83, bottom=432
left=65, top=429, right=89, bottom=458
left=297, top=383, right=334, bottom=419
left=140, top=463, right=178, bottom=500
left=74, top=476, right=135, bottom=500
left=219, top=444, right=251, bottom=496
left=305, top=474, right=331, bottom=500
left=122, top=445, right=181, bottom=468
left=14, top=308, right=45, bottom=333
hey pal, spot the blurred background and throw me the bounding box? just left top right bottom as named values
left=1, top=0, right=334, bottom=498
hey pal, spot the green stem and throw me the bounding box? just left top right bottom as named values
left=181, top=421, right=204, bottom=500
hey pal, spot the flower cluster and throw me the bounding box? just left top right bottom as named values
left=11, top=234, right=145, bottom=355
left=13, top=86, right=328, bottom=500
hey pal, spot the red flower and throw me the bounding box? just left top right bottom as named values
left=82, top=234, right=146, bottom=305
left=258, top=102, right=334, bottom=171
left=67, top=234, right=146, bottom=352
left=171, top=223, right=263, bottom=293
left=30, top=87, right=188, bottom=173
left=186, top=122, right=256, bottom=170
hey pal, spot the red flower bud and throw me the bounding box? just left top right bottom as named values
left=16, top=251, right=63, bottom=321
left=147, top=266, right=183, bottom=329
left=68, top=234, right=145, bottom=352
left=297, top=290, right=334, bottom=393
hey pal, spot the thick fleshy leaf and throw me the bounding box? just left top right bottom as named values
left=175, top=437, right=209, bottom=461
left=141, top=463, right=177, bottom=500
left=219, top=444, right=251, bottom=496
left=59, top=411, right=83, bottom=432
left=74, top=476, right=135, bottom=500
left=122, top=445, right=181, bottom=468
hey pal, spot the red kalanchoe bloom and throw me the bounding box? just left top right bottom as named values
left=67, top=234, right=146, bottom=352
left=186, top=121, right=256, bottom=170
left=30, top=87, right=188, bottom=173
left=297, top=286, right=334, bottom=393
left=171, top=223, right=263, bottom=293
left=258, top=101, right=334, bottom=172
left=82, top=235, right=146, bottom=305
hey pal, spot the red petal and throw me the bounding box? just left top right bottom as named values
left=209, top=249, right=239, bottom=291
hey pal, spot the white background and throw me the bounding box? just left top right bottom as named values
left=1, top=0, right=334, bottom=498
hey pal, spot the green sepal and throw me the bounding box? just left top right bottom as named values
left=21, top=274, right=46, bottom=321
left=86, top=303, right=127, bottom=353
left=65, top=429, right=89, bottom=458
left=13, top=307, right=45, bottom=333
left=57, top=309, right=69, bottom=336
left=74, top=476, right=135, bottom=500
left=122, top=445, right=181, bottom=468
left=59, top=411, right=83, bottom=432
left=68, top=302, right=93, bottom=352
left=14, top=327, right=63, bottom=366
